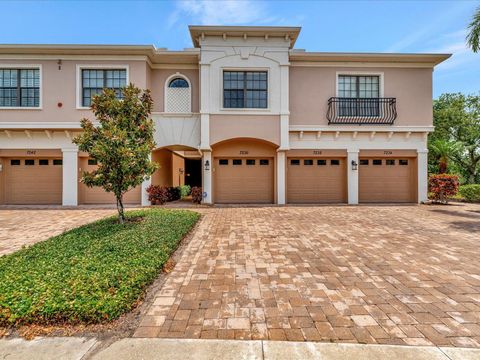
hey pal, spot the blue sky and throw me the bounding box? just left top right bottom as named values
left=1, top=0, right=479, bottom=97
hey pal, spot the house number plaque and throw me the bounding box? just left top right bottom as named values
left=313, top=150, right=322, bottom=155
left=26, top=150, right=37, bottom=155
left=239, top=151, right=249, bottom=155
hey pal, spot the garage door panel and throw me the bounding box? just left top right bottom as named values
left=5, top=158, right=62, bottom=205
left=359, top=158, right=416, bottom=203
left=287, top=158, right=347, bottom=203
left=214, top=159, right=274, bottom=204
left=79, top=158, right=141, bottom=204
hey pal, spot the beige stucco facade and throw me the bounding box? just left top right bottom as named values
left=289, top=66, right=433, bottom=126
left=0, top=25, right=450, bottom=206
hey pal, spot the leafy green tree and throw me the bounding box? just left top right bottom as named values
left=467, top=7, right=480, bottom=52
left=429, top=139, right=461, bottom=174
left=73, top=85, right=158, bottom=223
left=431, top=93, right=480, bottom=184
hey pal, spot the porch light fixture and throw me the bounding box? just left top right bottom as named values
left=351, top=160, right=358, bottom=171
left=204, top=160, right=210, bottom=171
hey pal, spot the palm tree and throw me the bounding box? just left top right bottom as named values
left=429, top=139, right=461, bottom=174
left=467, top=7, right=480, bottom=52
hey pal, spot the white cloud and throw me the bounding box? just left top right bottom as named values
left=425, top=29, right=478, bottom=71
left=169, top=0, right=276, bottom=27
left=384, top=2, right=473, bottom=53
left=170, top=0, right=267, bottom=25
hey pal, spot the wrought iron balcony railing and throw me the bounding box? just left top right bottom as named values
left=327, top=97, right=397, bottom=125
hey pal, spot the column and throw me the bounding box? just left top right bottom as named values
left=62, top=148, right=78, bottom=206
left=199, top=63, right=211, bottom=150
left=276, top=151, right=286, bottom=205
left=141, top=153, right=153, bottom=206
left=417, top=149, right=428, bottom=203
left=347, top=150, right=359, bottom=205
left=202, top=151, right=212, bottom=204
left=279, top=64, right=290, bottom=150
left=141, top=177, right=151, bottom=206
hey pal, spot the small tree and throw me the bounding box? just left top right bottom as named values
left=432, top=94, right=480, bottom=184
left=429, top=139, right=461, bottom=174
left=73, top=85, right=158, bottom=223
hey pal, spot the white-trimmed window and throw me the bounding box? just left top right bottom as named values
left=76, top=65, right=128, bottom=108
left=337, top=74, right=381, bottom=117
left=81, top=69, right=127, bottom=107
left=338, top=75, right=380, bottom=98
left=223, top=71, right=268, bottom=109
left=165, top=74, right=191, bottom=113
left=0, top=67, right=41, bottom=108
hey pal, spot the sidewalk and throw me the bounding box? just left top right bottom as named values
left=1, top=338, right=479, bottom=360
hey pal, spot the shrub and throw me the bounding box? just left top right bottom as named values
left=166, top=187, right=181, bottom=202
left=459, top=184, right=480, bottom=202
left=178, top=185, right=191, bottom=198
left=146, top=185, right=169, bottom=205
left=191, top=187, right=203, bottom=204
left=429, top=174, right=459, bottom=204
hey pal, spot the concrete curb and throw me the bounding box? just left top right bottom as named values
left=0, top=338, right=479, bottom=360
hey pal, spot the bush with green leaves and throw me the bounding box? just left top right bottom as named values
left=178, top=185, right=191, bottom=198
left=459, top=184, right=480, bottom=202
left=0, top=209, right=199, bottom=326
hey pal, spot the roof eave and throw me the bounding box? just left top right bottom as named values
left=189, top=25, right=301, bottom=48
left=289, top=51, right=452, bottom=66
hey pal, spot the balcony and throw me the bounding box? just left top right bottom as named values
left=327, top=97, right=397, bottom=125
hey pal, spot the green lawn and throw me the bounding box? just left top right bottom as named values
left=0, top=209, right=200, bottom=326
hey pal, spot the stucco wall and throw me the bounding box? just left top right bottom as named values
left=289, top=66, right=433, bottom=127
left=209, top=114, right=280, bottom=146
left=150, top=69, right=199, bottom=113
left=0, top=158, right=4, bottom=204
left=0, top=59, right=148, bottom=124
left=152, top=149, right=172, bottom=187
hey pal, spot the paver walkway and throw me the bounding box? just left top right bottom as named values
left=0, top=206, right=117, bottom=255
left=136, top=203, right=480, bottom=348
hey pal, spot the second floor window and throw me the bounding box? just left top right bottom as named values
left=81, top=69, right=126, bottom=107
left=0, top=68, right=40, bottom=107
left=338, top=75, right=380, bottom=117
left=223, top=71, right=267, bottom=109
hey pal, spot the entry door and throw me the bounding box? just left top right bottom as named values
left=214, top=158, right=274, bottom=203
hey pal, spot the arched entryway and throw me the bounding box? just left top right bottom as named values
left=151, top=145, right=202, bottom=189
left=211, top=138, right=278, bottom=204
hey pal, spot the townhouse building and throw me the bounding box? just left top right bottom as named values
left=0, top=26, right=450, bottom=206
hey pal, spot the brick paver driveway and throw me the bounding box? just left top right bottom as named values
left=137, top=203, right=480, bottom=347
left=0, top=206, right=118, bottom=255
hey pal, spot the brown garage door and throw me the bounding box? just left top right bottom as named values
left=5, top=157, right=62, bottom=205
left=359, top=158, right=416, bottom=203
left=78, top=158, right=141, bottom=204
left=214, top=157, right=274, bottom=203
left=287, top=158, right=347, bottom=203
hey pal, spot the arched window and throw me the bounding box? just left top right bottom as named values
left=169, top=78, right=189, bottom=88
left=165, top=74, right=191, bottom=113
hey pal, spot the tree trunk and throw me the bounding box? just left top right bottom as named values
left=116, top=195, right=125, bottom=224
left=468, top=172, right=476, bottom=184
left=438, top=160, right=447, bottom=174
